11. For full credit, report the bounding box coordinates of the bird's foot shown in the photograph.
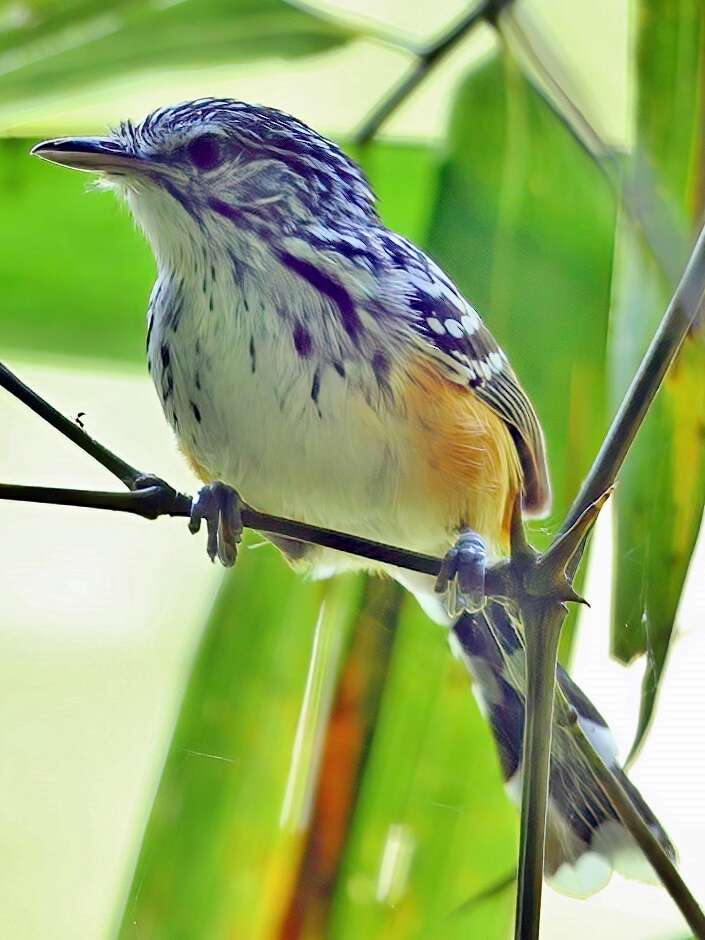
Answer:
[189,481,243,567]
[435,529,487,616]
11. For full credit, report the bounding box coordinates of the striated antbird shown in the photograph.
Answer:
[33,98,673,897]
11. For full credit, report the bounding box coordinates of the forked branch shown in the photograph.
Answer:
[510,224,705,940]
[353,0,514,146]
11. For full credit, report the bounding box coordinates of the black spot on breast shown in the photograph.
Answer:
[293,323,312,358]
[311,369,321,409]
[195,371,202,391]
[279,251,362,343]
[333,360,346,378]
[191,401,202,423]
[160,343,170,369]
[249,336,257,373]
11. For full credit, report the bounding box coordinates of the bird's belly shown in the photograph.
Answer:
[166,322,453,559]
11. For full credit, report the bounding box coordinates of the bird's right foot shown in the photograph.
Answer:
[435,529,487,617]
[189,481,243,567]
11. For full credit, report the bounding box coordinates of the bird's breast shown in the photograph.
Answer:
[146,262,522,565]
[146,267,429,550]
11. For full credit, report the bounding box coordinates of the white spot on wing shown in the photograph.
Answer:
[461,311,480,334]
[427,317,446,335]
[489,351,504,372]
[445,318,464,338]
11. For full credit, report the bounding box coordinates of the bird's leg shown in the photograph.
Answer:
[435,529,487,616]
[189,481,243,567]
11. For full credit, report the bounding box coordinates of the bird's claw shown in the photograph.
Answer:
[189,481,243,567]
[133,472,172,492]
[435,530,487,616]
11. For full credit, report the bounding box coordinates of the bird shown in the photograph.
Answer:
[33,98,673,898]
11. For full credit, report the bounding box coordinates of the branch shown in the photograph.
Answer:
[510,495,607,939]
[559,694,705,938]
[0,361,142,489]
[0,360,519,594]
[512,224,705,940]
[352,0,514,146]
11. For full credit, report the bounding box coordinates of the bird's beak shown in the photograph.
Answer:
[31,136,146,174]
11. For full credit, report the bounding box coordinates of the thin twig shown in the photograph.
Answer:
[514,602,563,939]
[560,696,705,938]
[511,496,607,938]
[0,362,143,489]
[512,225,705,940]
[0,363,520,592]
[353,0,514,146]
[0,476,452,579]
[0,482,190,519]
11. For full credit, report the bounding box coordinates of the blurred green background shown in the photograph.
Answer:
[1,1,704,938]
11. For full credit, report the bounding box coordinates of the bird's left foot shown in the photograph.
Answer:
[435,529,487,616]
[189,481,243,567]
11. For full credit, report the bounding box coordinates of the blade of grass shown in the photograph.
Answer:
[114,541,363,940]
[329,595,516,940]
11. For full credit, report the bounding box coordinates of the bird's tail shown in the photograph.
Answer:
[449,602,675,898]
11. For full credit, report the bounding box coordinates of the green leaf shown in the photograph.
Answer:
[278,579,404,935]
[424,52,616,659]
[0,137,154,362]
[115,543,364,940]
[329,595,516,940]
[609,0,705,758]
[0,0,353,109]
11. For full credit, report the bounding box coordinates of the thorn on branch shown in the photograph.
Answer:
[533,489,611,592]
[509,494,534,562]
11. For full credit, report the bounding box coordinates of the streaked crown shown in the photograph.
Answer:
[115,98,376,223]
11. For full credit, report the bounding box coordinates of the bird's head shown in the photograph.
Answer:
[32,98,376,265]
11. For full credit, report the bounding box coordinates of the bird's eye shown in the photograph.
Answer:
[186,134,222,172]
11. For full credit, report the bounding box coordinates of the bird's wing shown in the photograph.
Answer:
[377,233,551,516]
